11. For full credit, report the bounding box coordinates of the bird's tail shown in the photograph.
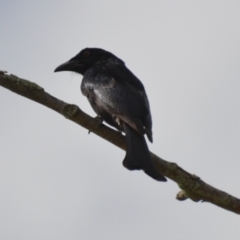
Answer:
[122,123,166,182]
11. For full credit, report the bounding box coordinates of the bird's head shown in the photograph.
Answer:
[54,48,122,75]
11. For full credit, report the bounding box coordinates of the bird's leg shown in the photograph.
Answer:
[93,115,103,127]
[88,116,103,134]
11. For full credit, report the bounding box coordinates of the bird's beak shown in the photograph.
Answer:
[54,60,83,73]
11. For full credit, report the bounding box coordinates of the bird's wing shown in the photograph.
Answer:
[82,71,150,135]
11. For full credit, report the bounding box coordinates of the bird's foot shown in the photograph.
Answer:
[88,116,103,134]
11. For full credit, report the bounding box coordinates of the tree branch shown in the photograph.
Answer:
[1,71,240,215]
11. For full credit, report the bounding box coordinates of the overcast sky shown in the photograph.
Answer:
[1,1,240,239]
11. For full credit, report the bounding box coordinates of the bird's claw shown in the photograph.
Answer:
[88,116,103,134]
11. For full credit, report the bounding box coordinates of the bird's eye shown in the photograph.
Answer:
[84,51,90,58]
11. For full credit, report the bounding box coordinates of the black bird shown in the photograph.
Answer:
[54,48,166,182]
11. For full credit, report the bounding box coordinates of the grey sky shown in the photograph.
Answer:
[1,1,240,239]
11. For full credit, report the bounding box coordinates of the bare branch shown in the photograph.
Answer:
[1,72,240,214]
